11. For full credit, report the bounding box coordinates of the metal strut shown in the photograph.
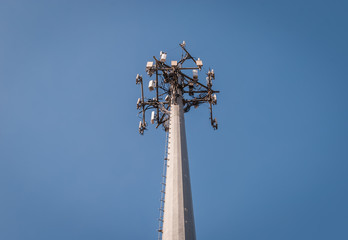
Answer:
[157,130,170,240]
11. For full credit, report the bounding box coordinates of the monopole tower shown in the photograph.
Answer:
[136,42,219,240]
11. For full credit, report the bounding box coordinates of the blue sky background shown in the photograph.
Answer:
[0,0,347,239]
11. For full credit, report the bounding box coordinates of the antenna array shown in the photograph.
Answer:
[136,41,219,134]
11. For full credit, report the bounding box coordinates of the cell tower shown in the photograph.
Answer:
[136,41,219,240]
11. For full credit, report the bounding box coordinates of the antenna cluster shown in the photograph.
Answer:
[136,41,219,134]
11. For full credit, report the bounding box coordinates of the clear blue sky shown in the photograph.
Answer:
[0,1,347,239]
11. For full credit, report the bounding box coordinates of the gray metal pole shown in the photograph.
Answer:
[162,92,196,240]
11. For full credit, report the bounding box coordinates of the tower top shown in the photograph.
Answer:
[136,41,219,134]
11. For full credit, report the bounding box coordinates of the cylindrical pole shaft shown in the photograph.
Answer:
[162,94,196,240]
